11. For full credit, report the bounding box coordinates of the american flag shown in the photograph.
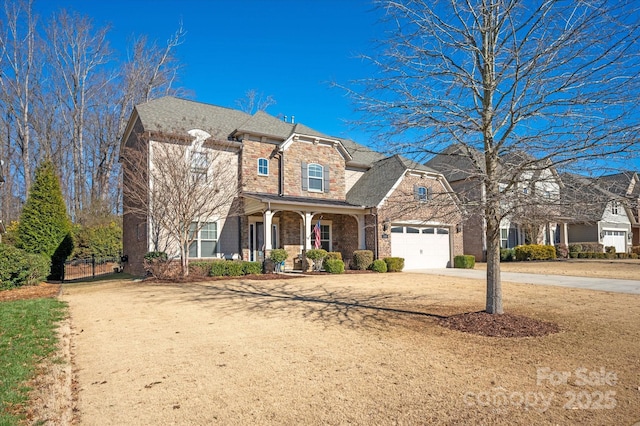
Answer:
[313,220,321,249]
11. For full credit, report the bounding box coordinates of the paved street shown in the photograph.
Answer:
[416,268,640,295]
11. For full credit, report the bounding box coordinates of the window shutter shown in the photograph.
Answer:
[301,162,308,191]
[413,185,419,200]
[427,187,432,201]
[324,166,330,193]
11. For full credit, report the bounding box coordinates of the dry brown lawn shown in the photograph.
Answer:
[56,271,640,425]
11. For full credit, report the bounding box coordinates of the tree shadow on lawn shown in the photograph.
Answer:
[139,279,463,331]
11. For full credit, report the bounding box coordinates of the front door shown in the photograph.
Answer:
[250,222,279,262]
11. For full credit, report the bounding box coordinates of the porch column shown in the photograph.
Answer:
[560,222,569,246]
[354,214,366,249]
[263,209,274,251]
[304,211,313,250]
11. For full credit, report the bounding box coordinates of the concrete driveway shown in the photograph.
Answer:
[416,268,640,295]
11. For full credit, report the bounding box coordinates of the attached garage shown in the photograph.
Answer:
[602,230,627,253]
[390,225,452,269]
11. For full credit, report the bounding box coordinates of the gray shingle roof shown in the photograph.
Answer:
[135,96,251,141]
[425,144,485,182]
[346,155,438,207]
[134,96,392,168]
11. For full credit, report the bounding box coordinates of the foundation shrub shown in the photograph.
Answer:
[514,244,556,261]
[352,250,374,270]
[454,255,475,269]
[242,261,263,275]
[384,257,405,272]
[371,259,387,273]
[324,259,345,274]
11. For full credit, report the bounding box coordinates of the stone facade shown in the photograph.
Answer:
[240,139,280,194]
[281,139,346,200]
[376,173,464,259]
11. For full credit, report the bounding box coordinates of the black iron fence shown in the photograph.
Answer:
[62,255,122,282]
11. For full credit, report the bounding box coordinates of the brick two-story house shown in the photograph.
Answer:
[426,144,564,261]
[121,97,463,275]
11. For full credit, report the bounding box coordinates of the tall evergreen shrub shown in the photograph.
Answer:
[16,160,73,280]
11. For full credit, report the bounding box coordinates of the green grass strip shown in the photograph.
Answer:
[0,298,67,425]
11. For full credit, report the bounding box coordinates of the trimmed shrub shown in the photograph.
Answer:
[210,260,226,276]
[242,261,263,275]
[384,257,405,272]
[324,259,345,274]
[555,244,569,259]
[514,244,556,261]
[570,242,604,253]
[617,253,630,259]
[323,252,342,270]
[371,259,387,273]
[500,248,515,262]
[0,244,50,289]
[632,246,640,255]
[604,246,616,254]
[143,251,171,278]
[269,249,288,263]
[225,261,244,277]
[352,250,374,270]
[189,261,212,277]
[569,252,579,258]
[306,249,327,271]
[305,249,327,261]
[454,255,475,269]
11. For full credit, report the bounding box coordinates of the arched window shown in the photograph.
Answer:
[308,163,324,192]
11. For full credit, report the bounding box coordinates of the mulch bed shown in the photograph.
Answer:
[0,283,62,302]
[439,311,560,338]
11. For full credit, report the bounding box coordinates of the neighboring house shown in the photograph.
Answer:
[560,173,635,253]
[426,144,563,261]
[120,97,463,275]
[593,171,640,246]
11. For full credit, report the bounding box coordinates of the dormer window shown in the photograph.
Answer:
[258,158,269,176]
[612,201,619,215]
[414,185,431,202]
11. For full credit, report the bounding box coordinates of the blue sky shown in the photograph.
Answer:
[35,0,382,146]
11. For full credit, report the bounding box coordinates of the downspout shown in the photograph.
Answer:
[279,151,285,196]
[371,208,379,259]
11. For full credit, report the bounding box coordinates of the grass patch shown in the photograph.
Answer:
[0,298,67,425]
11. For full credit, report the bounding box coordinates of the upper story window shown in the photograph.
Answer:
[612,201,619,215]
[258,158,269,176]
[190,151,209,182]
[414,185,431,202]
[308,163,324,192]
[301,162,329,193]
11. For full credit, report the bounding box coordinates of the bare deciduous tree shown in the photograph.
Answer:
[47,9,113,216]
[348,0,640,314]
[122,130,239,277]
[235,89,276,114]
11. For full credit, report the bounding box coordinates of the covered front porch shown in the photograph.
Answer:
[242,193,369,270]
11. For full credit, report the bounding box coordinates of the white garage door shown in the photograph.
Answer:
[602,230,626,253]
[390,225,451,269]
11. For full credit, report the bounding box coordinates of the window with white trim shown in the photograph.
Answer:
[258,158,269,176]
[611,201,619,215]
[190,151,209,182]
[188,221,218,258]
[320,224,330,250]
[414,185,431,202]
[500,228,509,249]
[308,163,324,192]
